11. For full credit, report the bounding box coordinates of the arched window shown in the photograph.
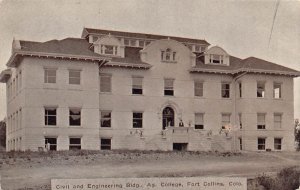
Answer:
[162,107,175,129]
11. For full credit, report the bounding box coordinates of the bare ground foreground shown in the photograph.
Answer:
[0,150,299,190]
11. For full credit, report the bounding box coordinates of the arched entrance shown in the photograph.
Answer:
[162,107,174,130]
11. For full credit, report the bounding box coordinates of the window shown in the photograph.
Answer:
[100,111,111,128]
[274,113,282,128]
[132,76,143,95]
[195,113,204,129]
[258,138,266,150]
[100,45,118,55]
[257,82,265,98]
[138,40,144,47]
[164,79,174,96]
[130,39,136,46]
[100,74,111,93]
[44,68,56,83]
[124,38,130,46]
[45,107,56,126]
[239,82,242,98]
[69,70,81,85]
[145,41,151,46]
[133,112,143,128]
[273,83,282,99]
[161,48,176,62]
[69,108,81,126]
[45,137,57,151]
[194,81,203,97]
[100,138,111,150]
[195,45,200,52]
[221,83,230,98]
[221,114,231,128]
[239,138,242,150]
[257,113,266,129]
[209,54,223,64]
[239,113,242,129]
[274,138,282,150]
[69,138,81,150]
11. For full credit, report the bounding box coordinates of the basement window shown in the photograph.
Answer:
[69,138,81,150]
[100,138,111,150]
[45,137,57,151]
[257,138,266,150]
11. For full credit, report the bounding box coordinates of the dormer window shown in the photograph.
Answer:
[161,48,176,62]
[100,45,118,55]
[209,54,224,64]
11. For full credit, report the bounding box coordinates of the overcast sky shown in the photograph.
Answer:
[0,0,299,119]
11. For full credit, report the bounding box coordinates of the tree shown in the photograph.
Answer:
[0,120,6,148]
[295,119,300,151]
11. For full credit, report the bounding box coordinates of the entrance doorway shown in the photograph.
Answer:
[162,107,174,130]
[173,143,188,151]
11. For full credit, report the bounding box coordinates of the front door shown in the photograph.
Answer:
[162,107,174,130]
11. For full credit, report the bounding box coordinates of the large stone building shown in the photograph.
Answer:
[0,28,299,152]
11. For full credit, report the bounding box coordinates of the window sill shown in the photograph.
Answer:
[100,127,113,130]
[221,97,231,100]
[100,92,112,95]
[273,98,283,100]
[44,126,58,128]
[194,96,204,99]
[68,126,82,128]
[131,94,144,96]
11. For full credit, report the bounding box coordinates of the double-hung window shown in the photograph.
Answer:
[257,113,266,129]
[257,82,265,98]
[100,74,112,93]
[132,76,143,95]
[221,114,231,129]
[274,138,282,150]
[195,113,204,129]
[221,83,230,98]
[164,79,174,96]
[194,81,203,97]
[258,138,266,150]
[69,70,81,85]
[133,112,143,128]
[69,138,81,150]
[44,68,56,83]
[100,111,111,128]
[45,107,57,126]
[100,139,111,150]
[273,82,282,99]
[69,108,81,126]
[274,113,282,128]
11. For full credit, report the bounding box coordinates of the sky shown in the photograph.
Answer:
[0,0,299,119]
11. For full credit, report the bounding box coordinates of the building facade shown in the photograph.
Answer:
[0,28,299,152]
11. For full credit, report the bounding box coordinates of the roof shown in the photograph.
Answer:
[7,38,151,69]
[192,55,300,76]
[82,28,210,45]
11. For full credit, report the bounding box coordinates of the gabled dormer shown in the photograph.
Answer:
[204,46,230,66]
[93,34,125,57]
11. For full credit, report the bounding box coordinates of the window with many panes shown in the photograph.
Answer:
[45,107,56,126]
[132,76,143,95]
[100,45,118,55]
[258,138,266,150]
[209,54,223,64]
[100,138,111,150]
[221,83,230,98]
[133,112,143,128]
[44,68,56,83]
[257,82,265,98]
[195,113,204,129]
[273,82,282,99]
[164,79,174,96]
[100,74,112,93]
[274,113,282,128]
[194,81,203,97]
[257,113,266,129]
[69,108,81,126]
[45,137,57,151]
[221,113,231,129]
[161,48,176,62]
[69,137,81,150]
[100,111,111,128]
[69,70,81,85]
[274,138,282,150]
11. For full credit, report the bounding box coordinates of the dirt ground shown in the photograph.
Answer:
[0,150,299,190]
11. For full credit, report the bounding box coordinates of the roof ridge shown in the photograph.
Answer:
[84,27,208,43]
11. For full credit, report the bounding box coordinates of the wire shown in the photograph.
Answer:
[268,0,280,48]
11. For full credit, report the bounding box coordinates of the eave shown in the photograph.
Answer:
[0,69,12,83]
[104,61,152,70]
[7,51,111,67]
[190,67,300,77]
